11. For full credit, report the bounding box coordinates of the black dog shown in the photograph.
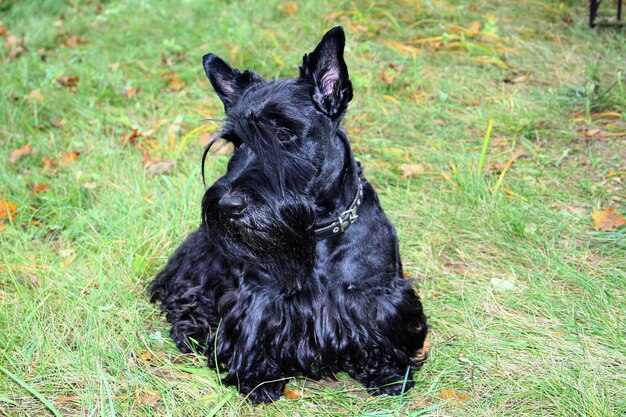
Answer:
[149,27,428,403]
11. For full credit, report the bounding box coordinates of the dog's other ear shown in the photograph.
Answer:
[203,53,263,111]
[300,26,353,119]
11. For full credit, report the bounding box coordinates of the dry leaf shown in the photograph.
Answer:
[49,118,67,128]
[0,194,18,220]
[59,151,79,167]
[125,86,141,99]
[108,62,120,71]
[64,36,85,48]
[9,144,34,163]
[121,128,142,145]
[400,163,425,178]
[503,75,529,84]
[30,183,49,193]
[592,207,626,231]
[277,2,298,16]
[283,386,304,400]
[26,89,44,104]
[83,182,97,189]
[57,75,79,93]
[145,160,176,177]
[137,391,160,408]
[139,350,155,365]
[42,156,58,174]
[440,389,469,403]
[379,63,403,86]
[6,35,26,59]
[164,71,185,92]
[486,162,508,174]
[386,41,421,56]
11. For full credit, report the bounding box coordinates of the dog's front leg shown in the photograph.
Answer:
[215,288,291,403]
[149,228,226,353]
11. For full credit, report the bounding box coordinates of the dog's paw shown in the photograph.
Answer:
[241,381,286,404]
[368,378,415,396]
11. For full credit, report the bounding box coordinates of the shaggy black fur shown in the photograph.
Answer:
[149,27,428,403]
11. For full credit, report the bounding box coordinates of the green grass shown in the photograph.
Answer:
[1,0,625,416]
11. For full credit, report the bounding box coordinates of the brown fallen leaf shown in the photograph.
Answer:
[6,35,26,59]
[42,156,58,174]
[83,182,97,190]
[136,391,160,408]
[440,389,469,403]
[57,75,79,93]
[125,86,141,99]
[0,194,18,220]
[592,207,626,231]
[168,77,185,92]
[9,144,34,163]
[379,63,403,86]
[386,41,421,57]
[121,128,142,145]
[49,118,67,129]
[64,36,85,48]
[503,74,529,84]
[277,2,298,16]
[145,160,176,177]
[400,163,426,178]
[283,386,304,400]
[59,151,79,167]
[26,89,44,104]
[139,350,155,365]
[30,183,49,193]
[486,161,508,175]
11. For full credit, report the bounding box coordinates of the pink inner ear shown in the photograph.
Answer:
[216,73,235,95]
[320,67,339,96]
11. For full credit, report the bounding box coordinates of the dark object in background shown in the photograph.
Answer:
[590,0,624,27]
[149,27,428,403]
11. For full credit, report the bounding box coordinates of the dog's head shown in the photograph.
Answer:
[200,27,355,284]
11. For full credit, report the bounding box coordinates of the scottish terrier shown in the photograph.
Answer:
[149,27,428,403]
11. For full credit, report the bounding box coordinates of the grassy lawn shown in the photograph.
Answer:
[1,0,625,416]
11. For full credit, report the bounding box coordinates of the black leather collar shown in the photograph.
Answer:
[314,179,363,240]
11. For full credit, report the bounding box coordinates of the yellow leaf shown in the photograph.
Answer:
[283,386,304,400]
[592,208,626,231]
[26,89,44,104]
[400,163,425,178]
[382,95,400,105]
[167,74,186,92]
[30,183,49,193]
[440,389,469,402]
[0,194,18,220]
[59,151,79,167]
[277,2,298,16]
[386,41,421,56]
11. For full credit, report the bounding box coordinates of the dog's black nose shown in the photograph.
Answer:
[218,194,247,218]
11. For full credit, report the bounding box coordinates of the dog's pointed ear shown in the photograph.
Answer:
[300,26,353,119]
[203,53,263,111]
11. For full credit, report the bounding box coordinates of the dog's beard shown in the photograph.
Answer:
[203,191,316,292]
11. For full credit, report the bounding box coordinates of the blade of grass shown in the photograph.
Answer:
[478,120,494,173]
[0,364,63,417]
